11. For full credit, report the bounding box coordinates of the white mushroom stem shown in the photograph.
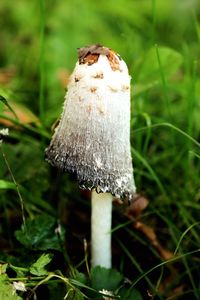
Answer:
[45,45,136,268]
[91,190,113,268]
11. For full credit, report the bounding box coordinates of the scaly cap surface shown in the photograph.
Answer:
[45,45,136,199]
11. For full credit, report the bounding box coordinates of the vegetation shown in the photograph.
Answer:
[0,0,200,299]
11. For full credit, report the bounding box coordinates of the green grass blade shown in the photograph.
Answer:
[132,148,166,195]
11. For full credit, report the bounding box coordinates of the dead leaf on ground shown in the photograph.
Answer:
[57,68,71,88]
[125,193,149,217]
[158,273,185,298]
[0,100,40,127]
[0,66,16,85]
[124,193,174,260]
[134,221,174,260]
[124,195,185,298]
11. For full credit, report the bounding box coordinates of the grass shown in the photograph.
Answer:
[0,0,200,299]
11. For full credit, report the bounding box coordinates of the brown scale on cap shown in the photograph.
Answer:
[93,72,104,79]
[122,84,130,91]
[90,87,97,93]
[106,51,121,71]
[86,105,92,115]
[78,44,121,71]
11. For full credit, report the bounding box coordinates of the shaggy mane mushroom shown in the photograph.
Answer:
[45,44,136,268]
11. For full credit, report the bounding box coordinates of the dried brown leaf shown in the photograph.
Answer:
[57,68,70,88]
[0,101,40,127]
[0,67,16,85]
[133,221,174,260]
[125,193,149,218]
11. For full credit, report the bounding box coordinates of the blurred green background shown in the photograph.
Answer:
[0,0,200,299]
[1,0,199,198]
[1,0,200,119]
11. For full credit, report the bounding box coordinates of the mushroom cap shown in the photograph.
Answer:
[45,45,136,199]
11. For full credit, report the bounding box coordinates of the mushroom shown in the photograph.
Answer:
[45,44,136,268]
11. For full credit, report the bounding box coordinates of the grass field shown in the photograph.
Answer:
[0,0,200,299]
